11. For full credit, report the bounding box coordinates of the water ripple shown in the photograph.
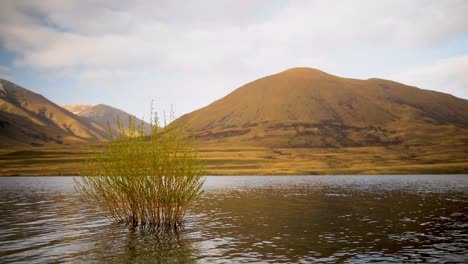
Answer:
[0,175,467,263]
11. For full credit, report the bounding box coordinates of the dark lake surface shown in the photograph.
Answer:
[0,175,467,263]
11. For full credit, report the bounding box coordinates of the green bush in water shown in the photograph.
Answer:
[75,111,205,230]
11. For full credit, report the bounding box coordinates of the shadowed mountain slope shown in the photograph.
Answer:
[177,68,468,148]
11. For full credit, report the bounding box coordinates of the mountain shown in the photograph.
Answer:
[0,78,109,147]
[177,68,468,148]
[1,69,467,175]
[63,104,151,135]
[62,104,93,115]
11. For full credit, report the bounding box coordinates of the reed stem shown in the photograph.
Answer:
[75,110,205,230]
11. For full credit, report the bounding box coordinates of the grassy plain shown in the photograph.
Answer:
[1,140,467,176]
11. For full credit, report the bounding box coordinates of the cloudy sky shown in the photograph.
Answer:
[0,0,467,119]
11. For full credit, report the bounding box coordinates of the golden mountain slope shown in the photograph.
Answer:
[177,68,468,148]
[0,79,107,147]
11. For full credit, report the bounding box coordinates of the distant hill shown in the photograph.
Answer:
[0,78,108,147]
[176,67,468,148]
[63,104,150,135]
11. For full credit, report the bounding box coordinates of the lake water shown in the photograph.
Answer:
[0,175,467,263]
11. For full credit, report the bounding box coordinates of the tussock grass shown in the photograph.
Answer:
[75,112,205,230]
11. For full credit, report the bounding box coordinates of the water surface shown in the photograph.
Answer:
[0,175,467,263]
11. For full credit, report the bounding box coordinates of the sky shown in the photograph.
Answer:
[0,0,467,120]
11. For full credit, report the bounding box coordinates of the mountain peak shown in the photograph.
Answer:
[279,67,333,77]
[282,67,325,73]
[93,104,118,110]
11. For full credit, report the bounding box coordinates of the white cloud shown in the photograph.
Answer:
[390,54,468,99]
[0,0,467,116]
[0,66,12,81]
[1,0,467,71]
